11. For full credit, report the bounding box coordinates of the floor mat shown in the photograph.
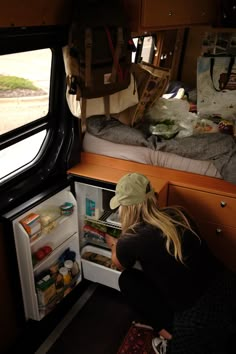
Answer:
[117,322,156,354]
[47,284,136,354]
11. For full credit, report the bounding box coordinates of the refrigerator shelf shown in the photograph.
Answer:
[85,210,121,230]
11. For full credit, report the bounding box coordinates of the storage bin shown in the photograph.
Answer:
[81,245,121,291]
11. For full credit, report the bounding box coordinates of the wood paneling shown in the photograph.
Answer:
[180,27,205,87]
[0,0,73,28]
[168,185,236,271]
[69,152,236,197]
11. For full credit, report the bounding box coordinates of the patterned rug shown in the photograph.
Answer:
[117,322,156,354]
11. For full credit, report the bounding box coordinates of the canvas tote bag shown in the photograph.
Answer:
[111,62,171,127]
[130,62,170,126]
[197,56,236,120]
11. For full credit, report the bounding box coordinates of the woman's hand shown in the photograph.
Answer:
[105,234,123,270]
[105,234,117,249]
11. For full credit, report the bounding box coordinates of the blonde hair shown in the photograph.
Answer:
[119,191,199,264]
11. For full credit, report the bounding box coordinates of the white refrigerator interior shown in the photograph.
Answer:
[75,182,121,291]
[12,187,82,321]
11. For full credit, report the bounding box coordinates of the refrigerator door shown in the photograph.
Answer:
[75,181,122,291]
[5,186,81,321]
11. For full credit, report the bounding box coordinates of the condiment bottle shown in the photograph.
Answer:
[55,273,64,294]
[71,261,80,277]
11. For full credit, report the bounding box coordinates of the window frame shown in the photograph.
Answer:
[132,34,156,64]
[0,26,78,213]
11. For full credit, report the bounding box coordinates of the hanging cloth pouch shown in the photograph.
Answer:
[197,56,236,120]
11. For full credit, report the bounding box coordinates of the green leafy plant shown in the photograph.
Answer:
[0,75,38,91]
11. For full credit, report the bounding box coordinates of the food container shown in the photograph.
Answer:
[60,202,74,216]
[81,245,121,291]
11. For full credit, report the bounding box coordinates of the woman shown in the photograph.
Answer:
[105,172,236,354]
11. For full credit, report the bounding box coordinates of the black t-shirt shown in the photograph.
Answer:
[116,212,223,311]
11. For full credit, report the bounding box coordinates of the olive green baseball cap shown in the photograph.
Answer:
[110,173,154,209]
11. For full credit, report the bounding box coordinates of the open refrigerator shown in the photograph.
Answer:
[3,179,122,322]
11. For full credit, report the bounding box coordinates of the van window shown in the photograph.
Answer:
[0,131,46,181]
[0,49,51,134]
[132,35,156,64]
[0,48,51,181]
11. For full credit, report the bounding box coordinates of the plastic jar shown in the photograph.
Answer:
[64,260,73,277]
[59,267,71,285]
[71,261,80,277]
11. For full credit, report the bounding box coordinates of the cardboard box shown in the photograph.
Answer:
[20,212,41,237]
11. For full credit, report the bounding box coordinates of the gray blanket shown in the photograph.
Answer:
[86,116,236,185]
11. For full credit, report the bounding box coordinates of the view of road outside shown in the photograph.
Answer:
[0,49,51,135]
[0,49,51,181]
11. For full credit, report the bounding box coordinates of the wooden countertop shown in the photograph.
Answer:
[67,152,236,197]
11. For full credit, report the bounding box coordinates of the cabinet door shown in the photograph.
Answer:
[168,185,236,228]
[141,0,216,29]
[168,185,236,272]
[198,221,236,272]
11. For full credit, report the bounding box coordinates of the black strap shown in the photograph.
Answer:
[210,56,235,91]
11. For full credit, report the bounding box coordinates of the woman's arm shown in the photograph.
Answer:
[105,234,124,270]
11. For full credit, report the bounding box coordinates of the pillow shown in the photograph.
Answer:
[86,115,149,147]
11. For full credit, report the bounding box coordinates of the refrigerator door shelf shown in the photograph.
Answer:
[33,232,79,275]
[23,207,77,246]
[35,234,81,319]
[30,219,78,252]
[33,233,81,320]
[37,271,81,319]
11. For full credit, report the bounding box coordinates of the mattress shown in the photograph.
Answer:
[83,132,222,179]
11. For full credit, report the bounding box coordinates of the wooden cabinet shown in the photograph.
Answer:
[198,221,236,271]
[168,186,236,227]
[168,185,236,271]
[123,0,217,33]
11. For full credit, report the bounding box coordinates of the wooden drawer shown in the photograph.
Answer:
[197,221,236,272]
[168,185,236,228]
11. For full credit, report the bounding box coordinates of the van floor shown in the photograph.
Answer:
[36,282,137,354]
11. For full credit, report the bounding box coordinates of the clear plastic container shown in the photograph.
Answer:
[59,267,71,285]
[64,260,73,277]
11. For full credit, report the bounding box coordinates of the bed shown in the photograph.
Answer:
[83,131,222,178]
[82,110,236,185]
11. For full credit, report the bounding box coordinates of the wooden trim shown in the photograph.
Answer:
[153,31,165,66]
[0,0,73,28]
[170,28,185,80]
[68,152,236,197]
